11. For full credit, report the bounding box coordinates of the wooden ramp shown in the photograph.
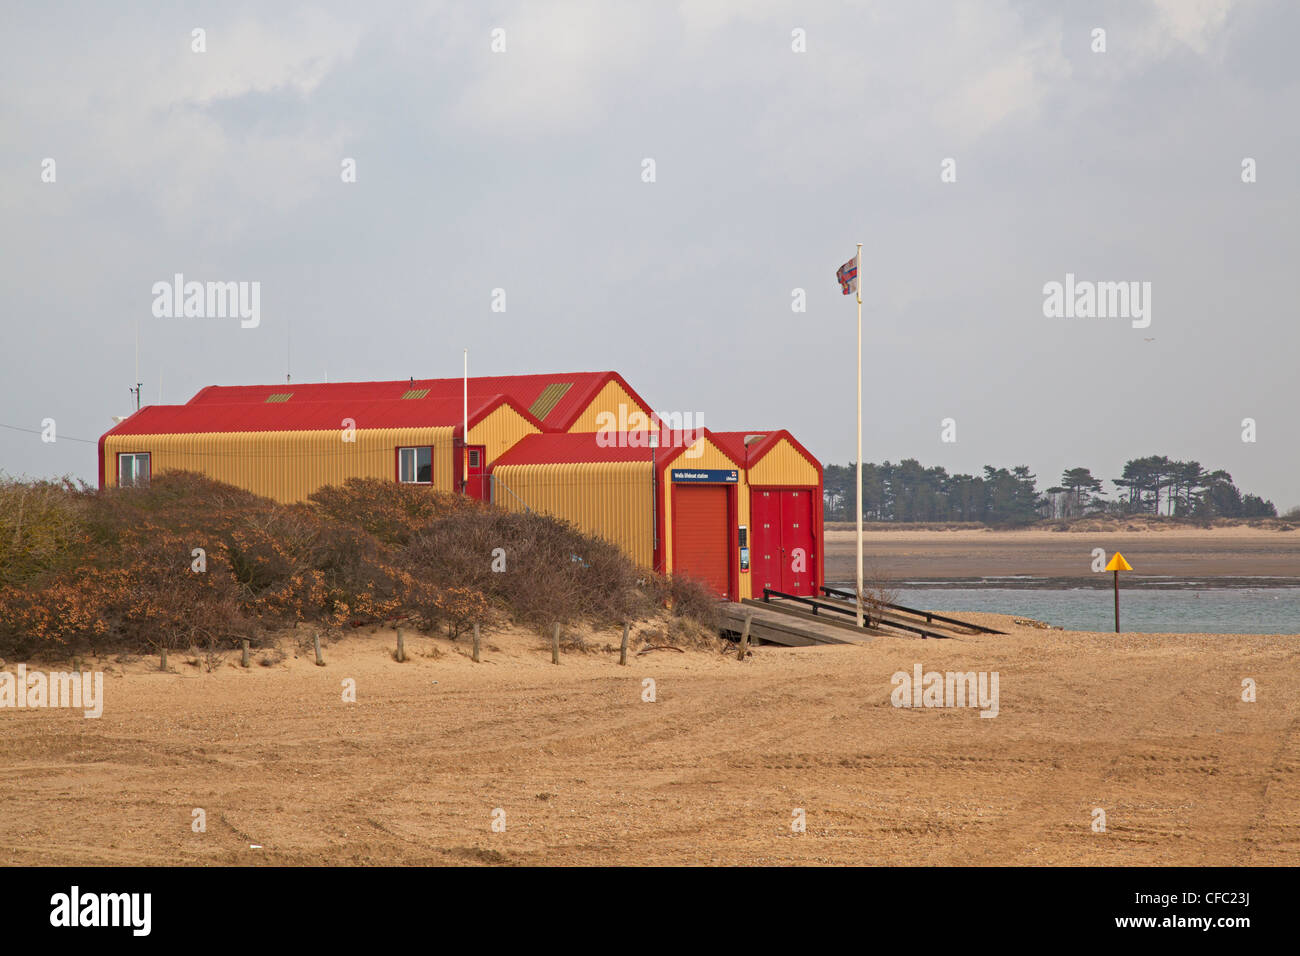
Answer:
[756,589,956,640]
[722,601,871,647]
[819,586,1005,635]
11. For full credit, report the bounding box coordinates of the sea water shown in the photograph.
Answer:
[830,581,1300,634]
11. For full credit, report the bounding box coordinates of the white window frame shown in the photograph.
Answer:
[118,452,151,487]
[398,446,433,484]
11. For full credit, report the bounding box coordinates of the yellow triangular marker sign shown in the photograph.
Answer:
[1105,552,1133,572]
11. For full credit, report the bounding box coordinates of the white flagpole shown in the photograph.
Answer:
[463,348,469,494]
[856,241,864,628]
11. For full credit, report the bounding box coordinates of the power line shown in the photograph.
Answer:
[0,423,100,444]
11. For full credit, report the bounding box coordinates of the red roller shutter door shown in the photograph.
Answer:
[672,485,731,598]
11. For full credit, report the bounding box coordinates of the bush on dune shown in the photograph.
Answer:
[0,476,93,588]
[0,473,718,659]
[306,479,469,547]
[402,507,649,631]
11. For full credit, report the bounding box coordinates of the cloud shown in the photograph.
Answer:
[451,1,665,135]
[179,13,361,104]
[928,8,1071,143]
[1147,0,1236,55]
[1,9,361,236]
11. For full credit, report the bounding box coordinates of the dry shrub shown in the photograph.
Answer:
[259,647,287,667]
[403,580,491,639]
[859,563,900,620]
[659,573,722,631]
[0,568,111,658]
[85,471,274,547]
[307,478,468,547]
[0,472,721,660]
[558,628,592,653]
[401,507,659,632]
[634,613,721,652]
[0,475,92,588]
[199,633,226,673]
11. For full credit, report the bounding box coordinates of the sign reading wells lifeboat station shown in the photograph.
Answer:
[670,469,739,483]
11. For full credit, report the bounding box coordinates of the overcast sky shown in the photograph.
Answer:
[2,0,1296,509]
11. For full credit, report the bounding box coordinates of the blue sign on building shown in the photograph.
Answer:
[670,469,738,483]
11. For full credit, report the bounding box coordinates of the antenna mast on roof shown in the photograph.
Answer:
[286,320,292,385]
[129,319,142,410]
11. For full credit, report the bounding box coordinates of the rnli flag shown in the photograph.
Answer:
[836,255,859,295]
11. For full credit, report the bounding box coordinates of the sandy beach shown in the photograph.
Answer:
[3,619,1296,866]
[825,527,1300,582]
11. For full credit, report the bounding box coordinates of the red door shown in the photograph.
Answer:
[672,485,731,598]
[751,490,781,597]
[750,489,816,597]
[465,446,488,501]
[780,489,815,595]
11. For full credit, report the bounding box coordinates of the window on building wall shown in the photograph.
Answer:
[398,446,433,484]
[468,449,480,468]
[118,452,151,487]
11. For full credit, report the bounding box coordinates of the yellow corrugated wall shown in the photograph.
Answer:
[102,426,455,503]
[467,403,541,464]
[567,379,651,432]
[491,460,654,567]
[749,438,819,487]
[660,437,740,577]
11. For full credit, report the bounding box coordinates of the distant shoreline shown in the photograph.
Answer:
[824,525,1300,581]
[828,576,1300,591]
[824,518,1299,533]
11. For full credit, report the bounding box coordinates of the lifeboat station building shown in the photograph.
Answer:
[100,371,823,601]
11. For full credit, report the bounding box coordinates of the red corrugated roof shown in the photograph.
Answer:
[710,429,822,475]
[187,371,654,430]
[709,431,774,465]
[105,394,515,437]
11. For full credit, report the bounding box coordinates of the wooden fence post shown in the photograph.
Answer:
[619,622,630,666]
[737,613,752,661]
[241,640,250,668]
[472,623,481,663]
[552,623,560,665]
[314,632,325,667]
[396,628,406,663]
[159,647,167,671]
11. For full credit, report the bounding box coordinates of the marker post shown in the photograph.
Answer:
[1104,552,1133,632]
